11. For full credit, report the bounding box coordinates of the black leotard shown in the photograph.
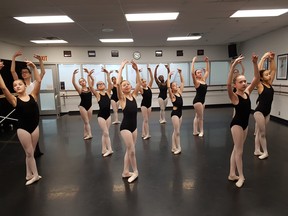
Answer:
[171,94,183,118]
[120,97,137,133]
[193,83,208,104]
[230,92,251,130]
[98,93,111,120]
[254,83,274,117]
[79,90,92,111]
[141,87,152,108]
[111,86,119,102]
[158,83,167,100]
[16,95,39,134]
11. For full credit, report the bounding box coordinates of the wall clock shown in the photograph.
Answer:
[133,51,141,60]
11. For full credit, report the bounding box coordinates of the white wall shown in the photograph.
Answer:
[0,42,21,59]
[21,45,228,64]
[239,26,288,121]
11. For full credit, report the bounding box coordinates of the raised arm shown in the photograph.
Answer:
[203,56,210,81]
[191,56,198,86]
[72,69,81,94]
[258,52,270,70]
[154,64,160,85]
[85,69,99,99]
[131,60,141,97]
[28,61,41,99]
[178,69,184,94]
[117,60,129,100]
[167,70,174,101]
[84,68,94,88]
[147,66,154,88]
[227,55,244,103]
[239,61,245,75]
[33,54,46,80]
[0,61,17,106]
[246,54,260,95]
[10,51,22,80]
[268,52,276,84]
[102,67,113,94]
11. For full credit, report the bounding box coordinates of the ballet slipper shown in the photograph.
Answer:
[173,149,181,155]
[122,172,134,178]
[103,150,113,157]
[254,151,263,156]
[143,135,151,140]
[259,153,268,160]
[198,132,204,137]
[128,172,138,183]
[193,132,199,136]
[25,175,42,186]
[235,178,245,188]
[228,175,239,181]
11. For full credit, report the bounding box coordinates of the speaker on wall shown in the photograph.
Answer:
[228,44,237,58]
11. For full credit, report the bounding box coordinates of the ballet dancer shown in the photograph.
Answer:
[139,67,153,139]
[72,69,93,139]
[0,60,42,185]
[227,54,260,188]
[167,66,184,155]
[191,56,210,137]
[116,60,141,183]
[254,51,276,159]
[154,64,168,124]
[86,67,114,157]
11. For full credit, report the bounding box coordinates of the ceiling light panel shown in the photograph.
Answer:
[99,39,134,43]
[167,36,202,41]
[125,12,179,21]
[30,40,68,44]
[230,9,288,18]
[14,16,74,24]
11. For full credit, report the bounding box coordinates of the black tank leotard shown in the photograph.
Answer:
[98,93,111,120]
[79,90,92,111]
[171,94,183,118]
[158,84,167,100]
[120,97,137,133]
[254,83,274,117]
[111,86,119,102]
[193,83,208,104]
[230,92,251,130]
[141,87,152,108]
[16,95,39,134]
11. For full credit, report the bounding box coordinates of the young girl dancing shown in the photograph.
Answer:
[86,67,114,157]
[227,54,260,188]
[166,66,184,155]
[116,60,141,183]
[0,60,42,185]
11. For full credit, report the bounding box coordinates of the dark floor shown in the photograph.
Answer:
[0,107,288,216]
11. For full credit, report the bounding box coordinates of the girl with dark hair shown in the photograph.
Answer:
[254,51,276,160]
[167,66,184,155]
[154,64,168,124]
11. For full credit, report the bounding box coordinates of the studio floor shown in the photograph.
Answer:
[0,107,288,216]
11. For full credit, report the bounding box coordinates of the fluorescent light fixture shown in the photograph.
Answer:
[125,12,179,21]
[167,36,201,41]
[30,40,68,44]
[230,9,288,17]
[99,38,134,43]
[14,15,74,24]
